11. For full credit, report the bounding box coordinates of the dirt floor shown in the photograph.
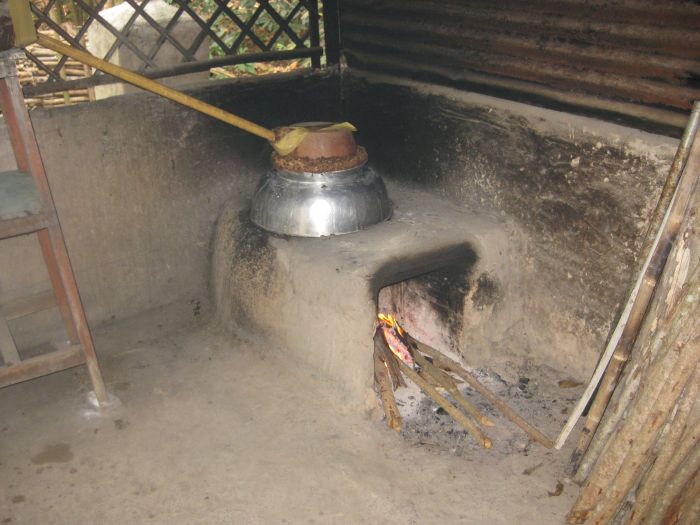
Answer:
[1,305,583,524]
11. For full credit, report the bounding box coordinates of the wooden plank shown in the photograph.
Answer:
[0,316,21,365]
[1,289,55,320]
[0,213,46,239]
[0,344,84,388]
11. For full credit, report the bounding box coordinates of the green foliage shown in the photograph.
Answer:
[191,0,321,76]
[34,0,321,78]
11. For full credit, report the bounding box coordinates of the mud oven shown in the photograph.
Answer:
[211,125,526,408]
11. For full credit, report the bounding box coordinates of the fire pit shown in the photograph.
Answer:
[250,123,392,237]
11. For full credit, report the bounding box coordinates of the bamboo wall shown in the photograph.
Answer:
[17,30,92,109]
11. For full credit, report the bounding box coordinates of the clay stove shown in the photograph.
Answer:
[212,177,523,405]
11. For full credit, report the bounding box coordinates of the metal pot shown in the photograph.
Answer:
[250,162,392,237]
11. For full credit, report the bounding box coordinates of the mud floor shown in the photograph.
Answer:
[1,305,582,524]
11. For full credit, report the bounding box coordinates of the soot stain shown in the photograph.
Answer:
[410,261,475,338]
[31,443,74,465]
[223,209,281,327]
[472,272,501,309]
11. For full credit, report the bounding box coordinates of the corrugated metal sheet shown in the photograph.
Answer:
[340,0,700,129]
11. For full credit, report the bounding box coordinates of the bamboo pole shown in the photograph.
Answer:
[557,103,700,451]
[555,102,700,449]
[409,335,554,448]
[573,105,700,464]
[36,34,277,143]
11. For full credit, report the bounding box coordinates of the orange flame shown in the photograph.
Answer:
[377,312,405,337]
[377,312,413,367]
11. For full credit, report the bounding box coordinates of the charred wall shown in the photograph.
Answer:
[339,0,700,133]
[344,73,676,369]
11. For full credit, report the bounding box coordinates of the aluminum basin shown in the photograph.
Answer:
[250,163,392,237]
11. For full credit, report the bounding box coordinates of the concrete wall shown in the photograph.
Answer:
[0,71,340,349]
[343,72,677,376]
[0,65,679,378]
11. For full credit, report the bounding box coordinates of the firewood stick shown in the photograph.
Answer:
[648,441,700,525]
[395,357,492,449]
[575,264,700,485]
[567,276,700,524]
[409,336,554,448]
[627,365,700,524]
[667,469,700,525]
[412,351,495,427]
[582,346,699,525]
[374,331,406,389]
[373,346,402,432]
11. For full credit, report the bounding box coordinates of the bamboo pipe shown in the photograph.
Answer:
[36,34,276,143]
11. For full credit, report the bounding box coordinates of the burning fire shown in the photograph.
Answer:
[377,313,416,369]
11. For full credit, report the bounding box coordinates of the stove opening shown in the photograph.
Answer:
[375,248,499,364]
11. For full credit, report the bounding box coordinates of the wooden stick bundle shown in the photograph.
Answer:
[373,327,492,448]
[408,335,554,448]
[411,350,495,428]
[626,366,700,524]
[558,102,700,452]
[373,323,556,451]
[567,121,700,524]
